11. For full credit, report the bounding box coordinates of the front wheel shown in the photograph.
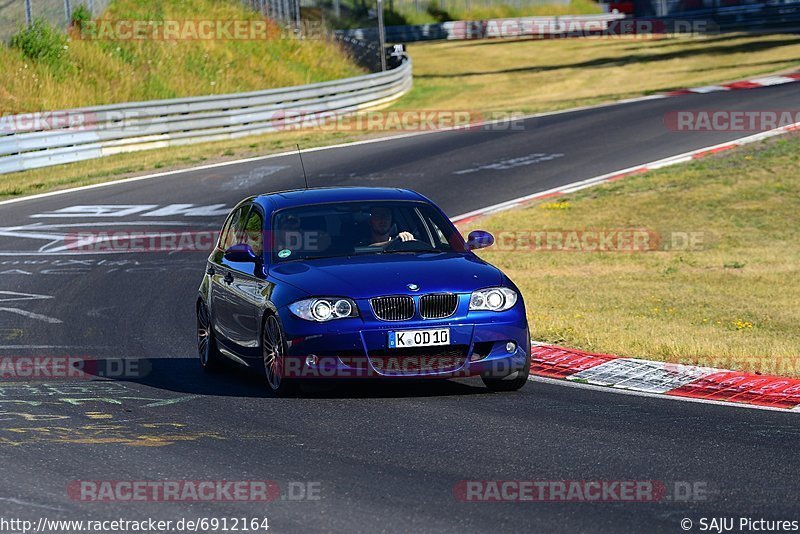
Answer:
[197,301,223,372]
[482,359,530,392]
[262,314,298,397]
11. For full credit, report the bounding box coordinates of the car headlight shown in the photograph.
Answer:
[289,298,359,322]
[469,287,518,312]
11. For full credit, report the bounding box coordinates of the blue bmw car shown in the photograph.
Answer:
[197,187,530,395]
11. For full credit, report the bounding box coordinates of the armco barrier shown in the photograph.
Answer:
[336,13,626,42]
[654,3,800,33]
[0,59,412,175]
[337,6,800,44]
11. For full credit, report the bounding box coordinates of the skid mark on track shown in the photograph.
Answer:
[0,497,65,512]
[0,422,224,447]
[0,382,216,447]
[0,307,62,323]
[453,153,564,175]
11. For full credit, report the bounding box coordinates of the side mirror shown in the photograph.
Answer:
[467,230,494,251]
[224,243,259,263]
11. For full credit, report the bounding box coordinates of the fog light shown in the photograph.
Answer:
[305,355,318,367]
[505,342,516,353]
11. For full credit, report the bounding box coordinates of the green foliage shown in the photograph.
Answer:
[9,19,69,69]
[71,4,93,30]
[426,1,452,22]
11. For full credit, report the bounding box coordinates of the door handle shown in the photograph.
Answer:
[223,272,234,284]
[206,266,215,276]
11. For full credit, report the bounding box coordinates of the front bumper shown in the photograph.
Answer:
[277,307,530,380]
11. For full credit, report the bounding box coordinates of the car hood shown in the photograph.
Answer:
[268,252,502,299]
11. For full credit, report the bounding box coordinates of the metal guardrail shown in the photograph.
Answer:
[652,3,800,33]
[0,59,412,175]
[336,13,627,42]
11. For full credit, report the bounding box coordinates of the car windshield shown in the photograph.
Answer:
[271,201,467,262]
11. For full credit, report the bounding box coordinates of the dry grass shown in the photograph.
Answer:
[401,33,800,113]
[445,0,603,20]
[460,135,800,375]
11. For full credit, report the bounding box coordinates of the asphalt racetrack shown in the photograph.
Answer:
[0,83,798,533]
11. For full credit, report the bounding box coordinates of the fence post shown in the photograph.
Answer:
[25,0,33,27]
[64,0,72,24]
[377,0,387,71]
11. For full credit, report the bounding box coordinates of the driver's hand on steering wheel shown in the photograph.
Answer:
[394,232,415,242]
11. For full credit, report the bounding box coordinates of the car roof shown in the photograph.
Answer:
[254,187,428,211]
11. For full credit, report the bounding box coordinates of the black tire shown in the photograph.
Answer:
[481,357,530,392]
[197,300,223,372]
[262,314,298,397]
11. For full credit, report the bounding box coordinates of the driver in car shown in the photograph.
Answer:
[367,206,414,247]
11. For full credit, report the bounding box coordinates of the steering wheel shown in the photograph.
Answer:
[384,236,431,252]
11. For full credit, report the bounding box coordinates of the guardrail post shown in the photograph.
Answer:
[377,0,387,71]
[25,0,33,27]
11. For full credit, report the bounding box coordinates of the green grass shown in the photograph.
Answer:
[333,0,603,28]
[394,0,603,25]
[460,136,800,375]
[0,0,363,113]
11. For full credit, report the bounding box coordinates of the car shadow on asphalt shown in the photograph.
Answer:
[85,357,494,399]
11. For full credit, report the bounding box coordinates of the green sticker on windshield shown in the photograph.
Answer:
[278,249,291,258]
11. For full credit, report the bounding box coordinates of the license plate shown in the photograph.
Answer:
[388,328,450,349]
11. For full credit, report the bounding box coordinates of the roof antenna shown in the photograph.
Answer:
[296,144,309,190]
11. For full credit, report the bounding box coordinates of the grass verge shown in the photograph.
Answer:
[0,0,362,113]
[403,32,800,113]
[328,0,601,28]
[3,33,800,202]
[461,135,800,376]
[392,0,603,26]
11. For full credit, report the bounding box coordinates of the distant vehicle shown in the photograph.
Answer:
[196,187,530,395]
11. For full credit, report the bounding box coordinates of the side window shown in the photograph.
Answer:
[221,206,248,250]
[217,210,234,250]
[243,209,264,256]
[216,210,236,250]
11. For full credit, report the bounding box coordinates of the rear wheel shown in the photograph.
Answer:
[482,357,530,392]
[197,301,223,372]
[262,314,297,396]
